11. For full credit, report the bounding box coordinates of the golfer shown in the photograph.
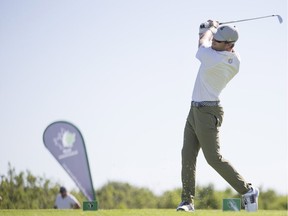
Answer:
[54,186,81,209]
[176,20,259,212]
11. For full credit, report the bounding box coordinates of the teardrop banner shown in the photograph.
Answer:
[43,121,97,209]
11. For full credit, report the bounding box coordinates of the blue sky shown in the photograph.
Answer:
[0,0,287,196]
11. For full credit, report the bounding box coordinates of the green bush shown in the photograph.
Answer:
[96,181,157,209]
[0,163,60,209]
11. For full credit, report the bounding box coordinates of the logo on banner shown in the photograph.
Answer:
[53,128,79,160]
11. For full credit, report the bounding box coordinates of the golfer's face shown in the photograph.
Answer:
[211,38,228,51]
[61,191,67,198]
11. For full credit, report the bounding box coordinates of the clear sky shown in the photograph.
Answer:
[0,0,287,196]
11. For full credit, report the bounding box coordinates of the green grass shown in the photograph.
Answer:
[0,209,287,216]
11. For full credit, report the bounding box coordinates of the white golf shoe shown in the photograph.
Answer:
[176,201,195,212]
[242,186,259,212]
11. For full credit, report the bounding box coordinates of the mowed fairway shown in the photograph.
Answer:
[0,209,287,216]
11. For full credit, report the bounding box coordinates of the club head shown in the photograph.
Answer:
[275,15,283,24]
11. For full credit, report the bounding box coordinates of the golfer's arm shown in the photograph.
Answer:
[73,203,81,209]
[198,28,213,47]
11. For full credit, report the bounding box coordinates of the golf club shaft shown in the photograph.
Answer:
[219,15,282,25]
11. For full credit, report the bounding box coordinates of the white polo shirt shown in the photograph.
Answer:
[192,41,240,102]
[54,193,80,209]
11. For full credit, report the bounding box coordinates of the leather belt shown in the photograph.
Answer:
[191,101,220,107]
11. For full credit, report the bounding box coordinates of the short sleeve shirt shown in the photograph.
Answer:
[192,41,240,102]
[54,193,79,209]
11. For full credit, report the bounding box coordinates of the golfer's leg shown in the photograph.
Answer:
[181,110,200,203]
[195,107,250,194]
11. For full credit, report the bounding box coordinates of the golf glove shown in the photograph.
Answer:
[199,20,219,35]
[199,23,209,35]
[199,21,209,35]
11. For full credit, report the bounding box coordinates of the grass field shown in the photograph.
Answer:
[0,209,287,216]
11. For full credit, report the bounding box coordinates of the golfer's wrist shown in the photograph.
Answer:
[209,26,217,34]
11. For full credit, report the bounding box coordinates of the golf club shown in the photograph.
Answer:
[219,14,283,25]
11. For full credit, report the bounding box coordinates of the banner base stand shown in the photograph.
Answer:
[83,201,98,211]
[223,198,241,211]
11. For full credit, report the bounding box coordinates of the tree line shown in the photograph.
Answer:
[0,164,287,210]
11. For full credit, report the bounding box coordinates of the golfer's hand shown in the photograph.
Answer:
[207,20,219,33]
[199,23,208,35]
[199,20,219,35]
[208,20,219,28]
[199,21,211,35]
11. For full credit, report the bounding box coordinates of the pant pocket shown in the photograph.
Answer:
[214,115,222,127]
[198,107,223,129]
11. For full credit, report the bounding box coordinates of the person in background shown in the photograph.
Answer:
[54,186,81,209]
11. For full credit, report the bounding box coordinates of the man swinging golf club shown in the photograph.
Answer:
[176,20,259,212]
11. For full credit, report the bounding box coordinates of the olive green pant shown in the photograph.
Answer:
[181,105,250,203]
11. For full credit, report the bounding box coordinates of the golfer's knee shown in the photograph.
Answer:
[205,154,223,167]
